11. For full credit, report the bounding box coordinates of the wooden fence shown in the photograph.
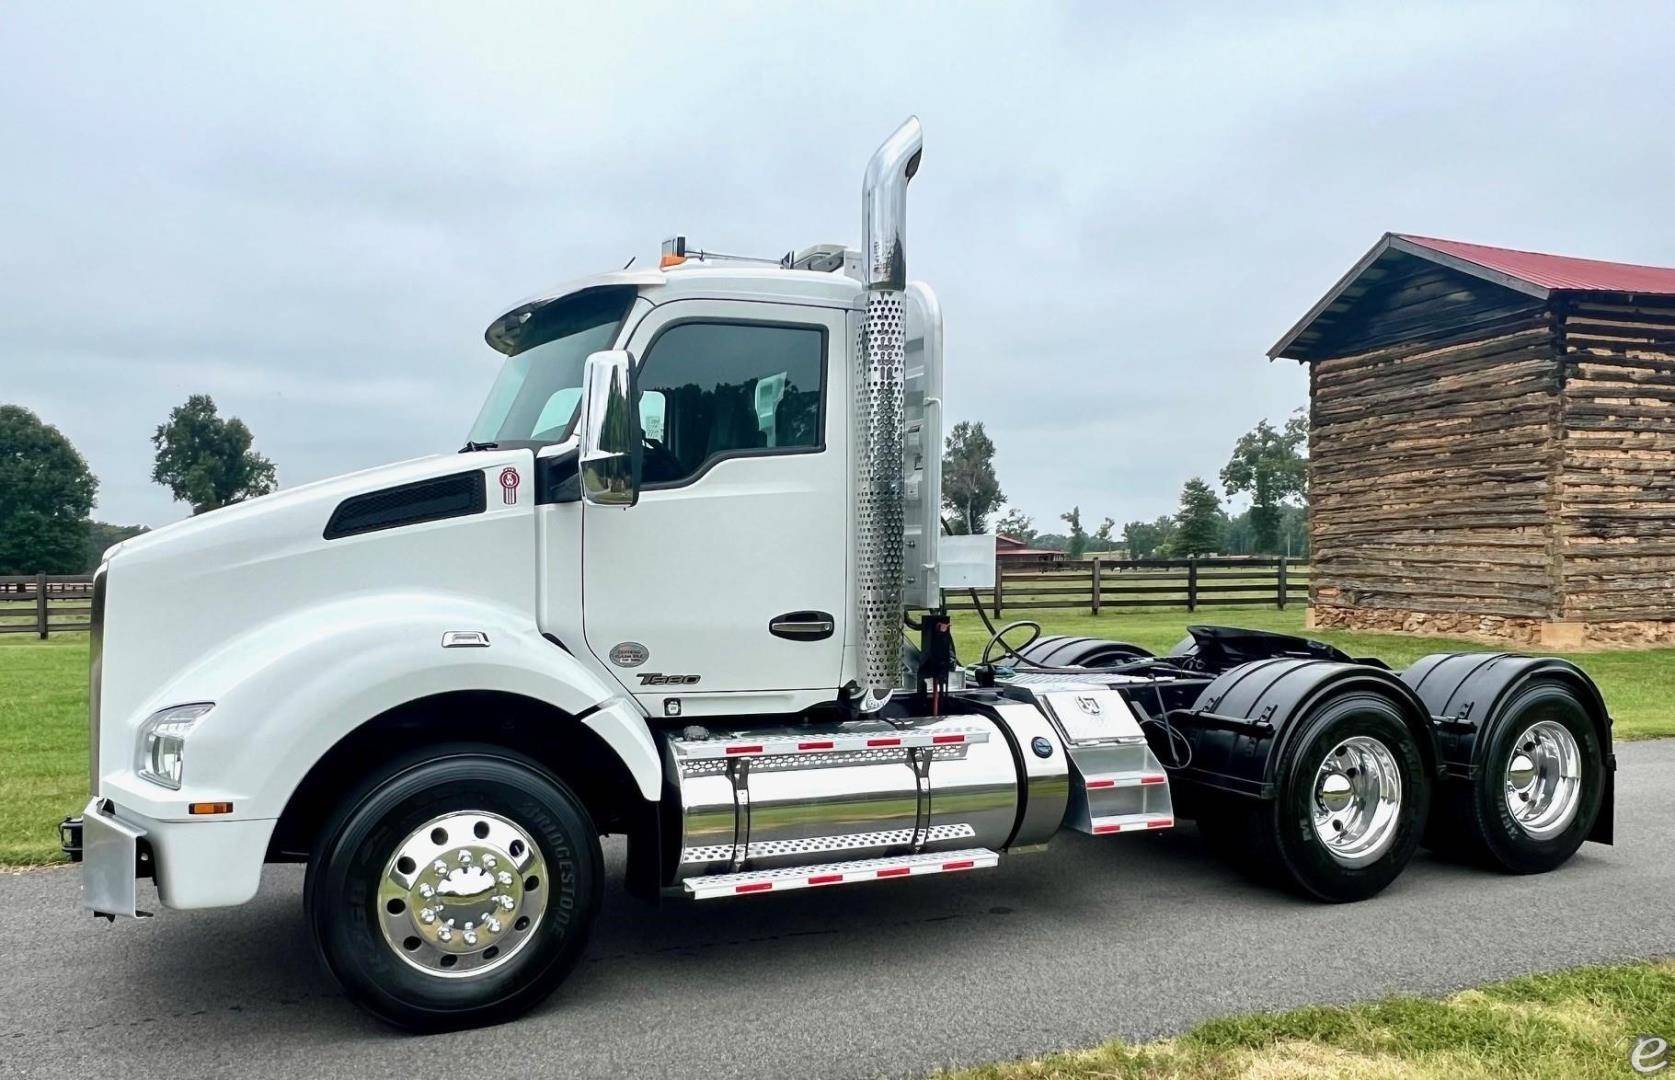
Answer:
[0,574,95,638]
[945,557,1308,617]
[0,558,1308,637]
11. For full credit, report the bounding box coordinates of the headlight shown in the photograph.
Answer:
[136,703,213,789]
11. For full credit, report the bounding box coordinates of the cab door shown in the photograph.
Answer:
[581,299,849,710]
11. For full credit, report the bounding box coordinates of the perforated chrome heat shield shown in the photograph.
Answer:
[856,291,908,711]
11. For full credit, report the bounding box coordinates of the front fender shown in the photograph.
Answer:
[100,592,660,821]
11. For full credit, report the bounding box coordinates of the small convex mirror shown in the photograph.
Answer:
[578,349,642,507]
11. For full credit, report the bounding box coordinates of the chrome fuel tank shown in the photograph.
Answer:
[668,715,1019,883]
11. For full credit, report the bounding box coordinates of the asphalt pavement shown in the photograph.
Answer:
[4,739,1672,1080]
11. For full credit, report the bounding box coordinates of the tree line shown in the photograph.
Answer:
[942,411,1309,560]
[0,395,276,574]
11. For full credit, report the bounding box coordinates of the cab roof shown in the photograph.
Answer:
[485,263,864,355]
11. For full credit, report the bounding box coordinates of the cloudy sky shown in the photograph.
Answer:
[6,2,1675,531]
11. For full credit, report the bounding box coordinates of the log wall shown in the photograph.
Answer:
[1557,297,1675,623]
[1308,310,1561,619]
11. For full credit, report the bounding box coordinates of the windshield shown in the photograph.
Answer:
[468,286,637,446]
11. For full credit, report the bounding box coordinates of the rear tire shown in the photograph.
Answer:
[1198,692,1428,902]
[1425,681,1603,874]
[305,745,603,1032]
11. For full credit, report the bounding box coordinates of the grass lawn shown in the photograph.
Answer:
[0,633,86,866]
[944,959,1675,1079]
[1,606,1670,866]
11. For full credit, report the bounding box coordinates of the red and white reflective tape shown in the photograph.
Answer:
[673,726,990,761]
[1080,772,1169,791]
[1087,814,1175,836]
[684,848,999,900]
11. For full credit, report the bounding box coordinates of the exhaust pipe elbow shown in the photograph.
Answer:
[862,117,923,291]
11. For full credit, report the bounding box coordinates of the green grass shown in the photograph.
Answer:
[949,605,1675,740]
[943,959,1675,1079]
[0,606,1670,866]
[0,633,87,865]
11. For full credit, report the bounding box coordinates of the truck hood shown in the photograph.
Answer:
[97,448,540,749]
[110,453,456,563]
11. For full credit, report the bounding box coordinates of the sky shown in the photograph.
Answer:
[6,1,1675,532]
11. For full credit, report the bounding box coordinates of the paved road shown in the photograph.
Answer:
[5,740,1673,1080]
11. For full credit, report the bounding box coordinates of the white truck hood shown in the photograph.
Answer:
[97,449,540,757]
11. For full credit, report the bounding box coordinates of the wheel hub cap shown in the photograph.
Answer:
[1503,720,1582,840]
[1311,736,1403,868]
[377,811,547,977]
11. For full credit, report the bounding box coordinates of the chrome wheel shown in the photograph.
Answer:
[1311,736,1403,867]
[376,811,547,978]
[1504,720,1582,840]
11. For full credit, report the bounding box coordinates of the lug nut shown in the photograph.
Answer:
[463,931,477,946]
[458,850,473,864]
[498,871,513,886]
[483,854,497,869]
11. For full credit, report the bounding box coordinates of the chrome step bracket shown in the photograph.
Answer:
[1064,741,1176,836]
[683,847,998,900]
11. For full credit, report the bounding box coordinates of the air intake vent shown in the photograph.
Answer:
[324,471,487,540]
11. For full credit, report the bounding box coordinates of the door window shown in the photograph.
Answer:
[635,322,824,485]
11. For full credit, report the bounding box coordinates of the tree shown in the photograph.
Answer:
[1091,516,1118,553]
[1060,505,1088,559]
[0,405,98,574]
[1123,516,1174,560]
[941,420,1004,534]
[1220,410,1307,553]
[85,521,150,570]
[152,395,277,514]
[1174,477,1224,557]
[995,507,1037,543]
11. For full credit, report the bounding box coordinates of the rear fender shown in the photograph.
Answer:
[1174,658,1440,801]
[1400,653,1615,843]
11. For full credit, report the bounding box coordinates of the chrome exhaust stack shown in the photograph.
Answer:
[853,117,923,713]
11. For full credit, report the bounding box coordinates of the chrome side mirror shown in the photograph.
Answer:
[578,350,641,507]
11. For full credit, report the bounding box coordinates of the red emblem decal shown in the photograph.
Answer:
[499,467,520,505]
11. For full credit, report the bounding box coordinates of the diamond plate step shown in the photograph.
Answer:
[683,847,998,900]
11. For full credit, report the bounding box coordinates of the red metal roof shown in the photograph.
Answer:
[1398,234,1675,295]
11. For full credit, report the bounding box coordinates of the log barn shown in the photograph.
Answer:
[1270,233,1675,647]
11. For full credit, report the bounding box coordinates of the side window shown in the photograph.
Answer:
[635,322,824,485]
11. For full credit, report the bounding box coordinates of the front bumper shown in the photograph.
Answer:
[75,796,274,916]
[78,797,153,919]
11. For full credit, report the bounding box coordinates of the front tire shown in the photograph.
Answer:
[1200,693,1429,902]
[305,745,603,1032]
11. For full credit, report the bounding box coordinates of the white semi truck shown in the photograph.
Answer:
[68,119,1614,1031]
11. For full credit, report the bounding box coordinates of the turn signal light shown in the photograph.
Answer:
[188,802,233,815]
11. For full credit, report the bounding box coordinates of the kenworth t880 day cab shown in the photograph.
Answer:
[69,119,1614,1031]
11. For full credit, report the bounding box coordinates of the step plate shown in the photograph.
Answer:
[683,848,998,900]
[1087,813,1175,835]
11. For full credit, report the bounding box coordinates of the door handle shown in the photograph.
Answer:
[769,611,835,641]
